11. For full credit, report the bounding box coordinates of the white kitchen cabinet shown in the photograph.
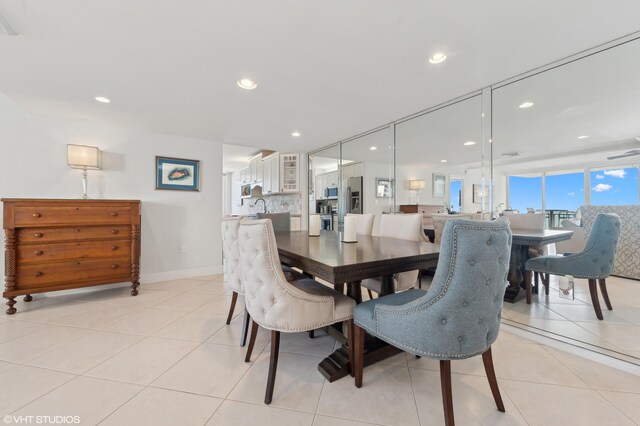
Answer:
[239,166,250,183]
[250,154,263,183]
[342,162,363,179]
[315,174,325,199]
[262,153,279,195]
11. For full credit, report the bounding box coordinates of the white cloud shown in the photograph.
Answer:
[592,183,612,192]
[568,192,575,196]
[595,174,605,180]
[604,169,626,178]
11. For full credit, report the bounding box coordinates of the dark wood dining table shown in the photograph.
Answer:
[505,229,573,303]
[274,230,440,381]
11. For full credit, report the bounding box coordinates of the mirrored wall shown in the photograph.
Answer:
[309,33,640,363]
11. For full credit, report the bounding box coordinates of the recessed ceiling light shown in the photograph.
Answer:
[440,159,448,163]
[428,52,447,64]
[237,78,257,90]
[94,96,111,103]
[577,135,589,139]
[464,141,476,146]
[369,146,377,151]
[291,132,300,137]
[518,101,534,109]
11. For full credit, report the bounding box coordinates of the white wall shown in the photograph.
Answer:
[0,92,223,284]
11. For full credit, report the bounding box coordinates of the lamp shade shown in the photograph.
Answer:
[409,179,426,190]
[67,144,102,170]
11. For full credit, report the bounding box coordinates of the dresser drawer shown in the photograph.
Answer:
[17,225,131,243]
[17,240,131,264]
[16,257,131,288]
[14,206,131,226]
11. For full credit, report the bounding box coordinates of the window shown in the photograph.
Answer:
[590,166,639,205]
[508,175,542,213]
[544,171,584,212]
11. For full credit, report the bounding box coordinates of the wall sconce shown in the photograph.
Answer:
[409,179,426,204]
[67,144,102,199]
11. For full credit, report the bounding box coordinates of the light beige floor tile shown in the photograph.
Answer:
[0,319,45,343]
[510,317,614,348]
[500,379,635,425]
[502,301,566,322]
[492,341,588,387]
[544,346,640,393]
[0,365,75,414]
[576,321,640,352]
[279,331,338,357]
[313,416,381,426]
[25,330,141,374]
[195,294,244,315]
[60,287,131,305]
[51,303,141,329]
[152,292,217,311]
[316,364,420,426]
[0,325,91,363]
[604,305,640,326]
[547,303,630,324]
[143,278,205,293]
[153,310,228,342]
[11,299,99,324]
[205,314,270,354]
[100,289,178,308]
[84,336,198,385]
[193,274,224,282]
[228,351,325,412]
[598,390,640,423]
[206,399,314,426]
[406,351,485,376]
[11,376,142,423]
[152,343,251,398]
[100,308,188,335]
[0,360,18,374]
[187,280,231,295]
[101,387,222,426]
[409,368,527,425]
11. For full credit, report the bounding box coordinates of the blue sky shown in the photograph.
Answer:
[508,167,638,212]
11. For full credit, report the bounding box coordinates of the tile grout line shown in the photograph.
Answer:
[593,389,639,425]
[406,362,423,426]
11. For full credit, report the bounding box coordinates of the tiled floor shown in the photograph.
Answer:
[503,275,640,363]
[2,275,640,425]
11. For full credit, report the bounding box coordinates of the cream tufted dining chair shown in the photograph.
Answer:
[238,219,356,404]
[346,213,375,236]
[352,218,512,426]
[222,216,305,347]
[361,213,426,298]
[432,213,474,244]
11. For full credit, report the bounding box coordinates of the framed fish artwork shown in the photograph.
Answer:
[155,156,200,191]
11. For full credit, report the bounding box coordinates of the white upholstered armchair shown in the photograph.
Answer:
[238,219,356,404]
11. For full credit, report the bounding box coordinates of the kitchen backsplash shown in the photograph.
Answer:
[243,194,302,215]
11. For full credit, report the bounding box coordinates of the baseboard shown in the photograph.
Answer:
[140,265,224,284]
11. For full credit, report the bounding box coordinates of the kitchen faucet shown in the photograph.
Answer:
[255,198,267,213]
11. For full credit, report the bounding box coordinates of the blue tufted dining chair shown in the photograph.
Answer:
[352,218,512,426]
[239,219,356,404]
[525,213,621,320]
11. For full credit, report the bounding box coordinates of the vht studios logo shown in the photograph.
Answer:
[3,416,80,424]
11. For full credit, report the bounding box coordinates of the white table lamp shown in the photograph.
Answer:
[67,144,102,199]
[409,179,426,204]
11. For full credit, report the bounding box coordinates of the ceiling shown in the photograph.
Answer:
[2,1,640,158]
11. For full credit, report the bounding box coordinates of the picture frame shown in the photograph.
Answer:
[155,156,200,191]
[376,177,394,198]
[473,183,488,203]
[432,173,446,198]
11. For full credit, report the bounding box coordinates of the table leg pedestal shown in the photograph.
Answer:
[504,244,529,303]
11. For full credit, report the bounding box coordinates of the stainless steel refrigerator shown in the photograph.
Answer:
[344,176,363,214]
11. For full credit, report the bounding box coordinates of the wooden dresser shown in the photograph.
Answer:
[3,199,141,315]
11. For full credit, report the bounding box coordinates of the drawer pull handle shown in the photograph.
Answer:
[110,212,119,217]
[34,271,43,277]
[112,245,118,250]
[112,230,119,235]
[111,264,119,269]
[32,213,41,218]
[34,250,43,256]
[34,233,43,238]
